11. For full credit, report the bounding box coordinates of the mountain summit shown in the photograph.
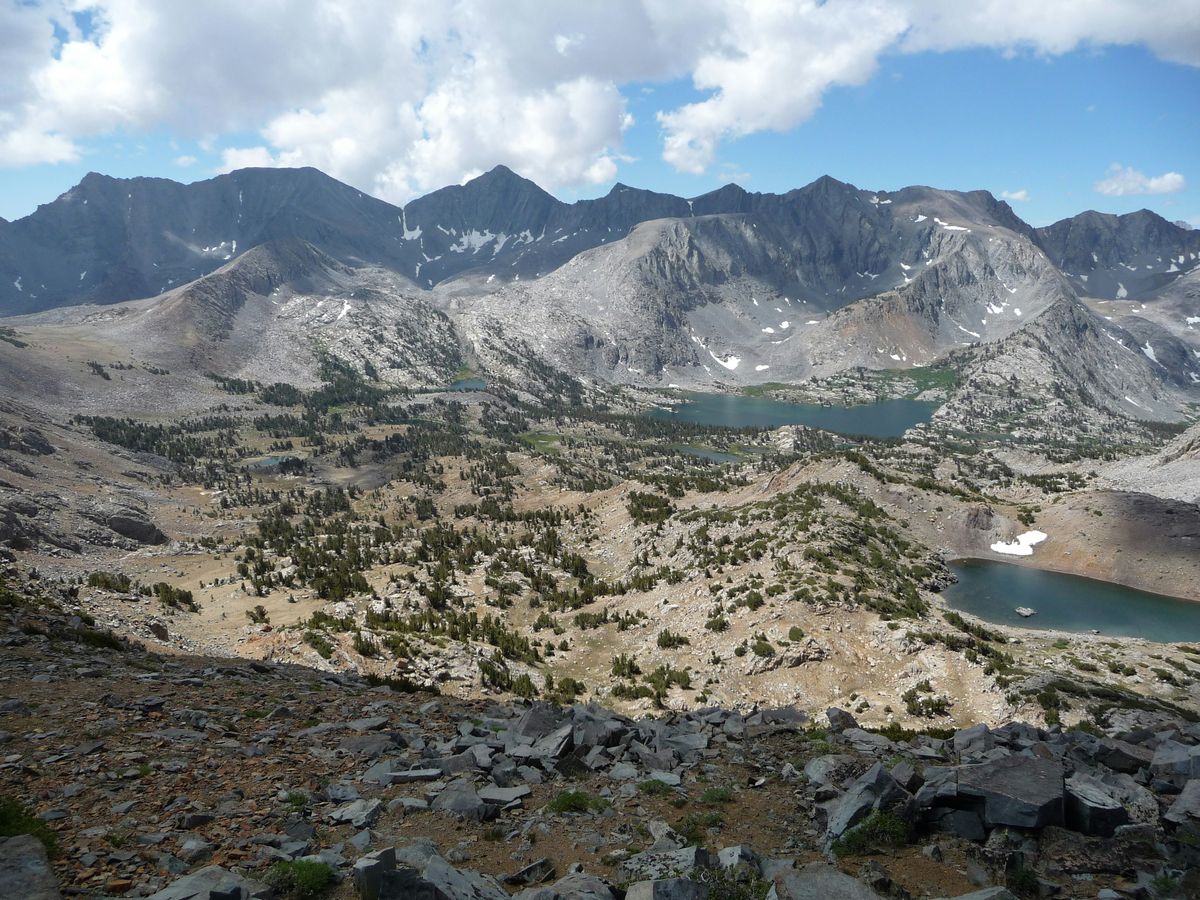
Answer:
[2,166,1198,316]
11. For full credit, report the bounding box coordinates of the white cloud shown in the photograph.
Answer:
[1000,189,1029,202]
[658,1,906,173]
[1094,164,1186,196]
[173,154,196,167]
[0,0,1197,192]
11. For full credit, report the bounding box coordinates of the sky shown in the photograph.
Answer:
[0,1,1198,228]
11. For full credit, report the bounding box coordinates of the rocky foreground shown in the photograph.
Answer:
[1,573,1199,900]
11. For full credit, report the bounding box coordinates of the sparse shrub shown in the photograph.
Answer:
[546,791,608,814]
[0,796,57,855]
[265,859,335,898]
[637,779,674,796]
[830,810,910,856]
[657,629,689,649]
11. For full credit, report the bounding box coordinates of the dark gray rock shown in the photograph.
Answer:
[347,716,389,732]
[353,847,395,900]
[504,858,555,886]
[957,756,1064,829]
[617,847,714,883]
[386,839,507,900]
[953,724,994,757]
[329,798,383,827]
[478,784,531,805]
[1151,741,1200,779]
[0,834,60,900]
[146,864,272,899]
[83,500,167,545]
[803,754,855,786]
[826,708,859,733]
[773,862,884,899]
[890,762,923,793]
[1092,738,1153,774]
[1063,774,1129,837]
[513,872,616,900]
[825,762,910,840]
[431,780,498,822]
[1164,778,1200,826]
[625,879,709,900]
[931,808,986,842]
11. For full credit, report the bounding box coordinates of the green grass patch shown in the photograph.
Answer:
[637,779,675,796]
[0,796,57,856]
[830,810,911,857]
[265,860,335,898]
[519,432,561,454]
[546,790,609,814]
[699,786,734,805]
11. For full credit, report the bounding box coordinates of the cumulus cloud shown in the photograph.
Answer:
[1094,164,1187,196]
[1000,189,1030,202]
[1,0,1198,197]
[658,0,906,173]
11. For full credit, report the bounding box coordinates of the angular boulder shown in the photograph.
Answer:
[957,756,1064,829]
[825,762,911,840]
[625,878,709,900]
[1165,778,1200,826]
[514,872,617,900]
[0,834,60,900]
[146,864,271,899]
[1064,773,1129,837]
[386,840,507,900]
[773,862,884,899]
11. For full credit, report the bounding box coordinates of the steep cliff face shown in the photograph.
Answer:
[0,167,416,314]
[452,191,1086,388]
[931,296,1197,452]
[1036,208,1200,300]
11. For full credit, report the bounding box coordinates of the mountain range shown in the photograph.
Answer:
[3,165,1198,315]
[1,165,1198,432]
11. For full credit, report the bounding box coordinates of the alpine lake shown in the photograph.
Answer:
[944,559,1200,643]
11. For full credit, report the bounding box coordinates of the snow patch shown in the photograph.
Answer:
[933,217,970,232]
[399,211,422,241]
[755,364,770,371]
[708,350,741,371]
[451,229,499,254]
[1142,342,1159,364]
[990,531,1047,557]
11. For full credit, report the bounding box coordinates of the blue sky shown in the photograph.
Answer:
[1,4,1197,229]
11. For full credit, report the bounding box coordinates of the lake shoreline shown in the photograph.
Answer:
[644,391,939,438]
[941,556,1200,643]
[945,553,1200,605]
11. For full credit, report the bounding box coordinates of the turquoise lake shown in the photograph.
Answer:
[447,377,488,391]
[944,559,1200,643]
